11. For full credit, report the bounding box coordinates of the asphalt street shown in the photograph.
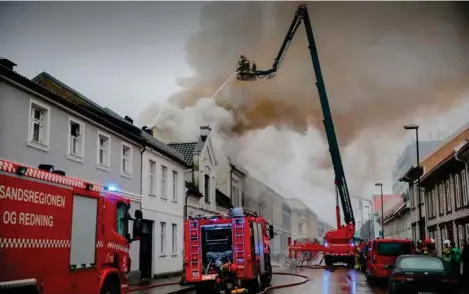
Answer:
[130,266,388,294]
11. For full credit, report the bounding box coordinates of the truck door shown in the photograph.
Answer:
[69,189,101,294]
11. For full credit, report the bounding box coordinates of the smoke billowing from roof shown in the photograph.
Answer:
[139,2,469,224]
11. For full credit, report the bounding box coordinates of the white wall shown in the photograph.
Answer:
[383,207,412,240]
[141,147,186,275]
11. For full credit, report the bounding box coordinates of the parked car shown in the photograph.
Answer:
[388,254,459,294]
[366,238,414,281]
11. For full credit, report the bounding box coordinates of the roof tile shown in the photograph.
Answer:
[168,142,197,166]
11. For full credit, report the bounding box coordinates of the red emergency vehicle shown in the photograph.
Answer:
[183,208,274,294]
[365,238,414,281]
[0,159,142,294]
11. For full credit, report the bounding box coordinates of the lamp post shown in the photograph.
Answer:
[375,183,384,238]
[404,124,424,240]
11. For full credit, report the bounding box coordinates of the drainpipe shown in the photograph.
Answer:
[140,145,145,197]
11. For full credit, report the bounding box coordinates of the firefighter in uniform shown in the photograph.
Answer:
[443,240,452,264]
[238,55,249,72]
[354,244,361,270]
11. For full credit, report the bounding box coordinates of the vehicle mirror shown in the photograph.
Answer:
[132,216,143,239]
[126,233,132,243]
[269,225,275,240]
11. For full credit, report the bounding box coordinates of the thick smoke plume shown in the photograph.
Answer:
[139,2,469,224]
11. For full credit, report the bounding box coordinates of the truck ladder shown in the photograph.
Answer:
[189,219,202,278]
[233,217,245,267]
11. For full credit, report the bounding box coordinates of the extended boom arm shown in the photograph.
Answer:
[238,4,355,225]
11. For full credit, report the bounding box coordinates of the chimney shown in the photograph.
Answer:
[0,58,17,71]
[200,125,212,140]
[142,126,154,136]
[124,115,133,124]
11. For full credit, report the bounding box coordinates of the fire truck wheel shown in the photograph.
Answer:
[324,256,333,267]
[100,275,120,294]
[252,273,262,292]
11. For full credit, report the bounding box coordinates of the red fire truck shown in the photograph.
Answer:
[183,208,274,294]
[0,159,142,294]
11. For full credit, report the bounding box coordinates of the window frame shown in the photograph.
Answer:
[96,131,111,171]
[67,116,86,161]
[172,170,178,201]
[445,179,451,213]
[161,166,167,199]
[149,160,156,196]
[160,221,166,255]
[455,174,462,209]
[204,174,210,204]
[121,142,133,177]
[27,98,51,151]
[171,223,177,254]
[462,170,468,207]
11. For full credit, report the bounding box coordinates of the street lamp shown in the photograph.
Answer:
[375,182,384,238]
[404,124,424,240]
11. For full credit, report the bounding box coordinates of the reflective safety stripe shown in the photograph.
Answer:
[0,238,70,249]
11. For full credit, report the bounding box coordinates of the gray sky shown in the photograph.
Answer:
[1,2,469,225]
[0,1,203,119]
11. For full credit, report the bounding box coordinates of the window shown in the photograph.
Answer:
[446,179,452,212]
[462,170,468,206]
[161,166,167,198]
[455,174,462,208]
[116,202,129,237]
[410,186,415,208]
[204,174,210,203]
[439,184,444,215]
[432,188,437,217]
[172,171,178,201]
[377,242,412,256]
[28,99,50,149]
[397,256,444,271]
[458,225,464,248]
[160,222,166,254]
[149,160,156,195]
[97,132,111,168]
[121,143,132,175]
[171,224,177,253]
[232,186,239,207]
[68,118,85,159]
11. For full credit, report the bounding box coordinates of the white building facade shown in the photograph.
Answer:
[140,130,187,277]
[168,126,218,217]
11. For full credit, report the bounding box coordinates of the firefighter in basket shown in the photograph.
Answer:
[238,55,250,73]
[215,258,247,294]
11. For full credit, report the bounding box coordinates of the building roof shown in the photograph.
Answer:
[372,194,402,216]
[168,142,198,166]
[420,122,469,173]
[0,62,186,166]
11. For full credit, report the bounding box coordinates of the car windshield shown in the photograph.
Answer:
[377,242,412,256]
[397,256,444,271]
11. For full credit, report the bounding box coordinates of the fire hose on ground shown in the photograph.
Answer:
[129,272,310,293]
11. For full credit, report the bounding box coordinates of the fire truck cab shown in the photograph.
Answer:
[183,208,274,294]
[0,159,142,294]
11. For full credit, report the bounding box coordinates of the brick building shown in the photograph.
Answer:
[399,123,469,254]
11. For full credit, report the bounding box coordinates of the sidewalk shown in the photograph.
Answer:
[129,276,194,294]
